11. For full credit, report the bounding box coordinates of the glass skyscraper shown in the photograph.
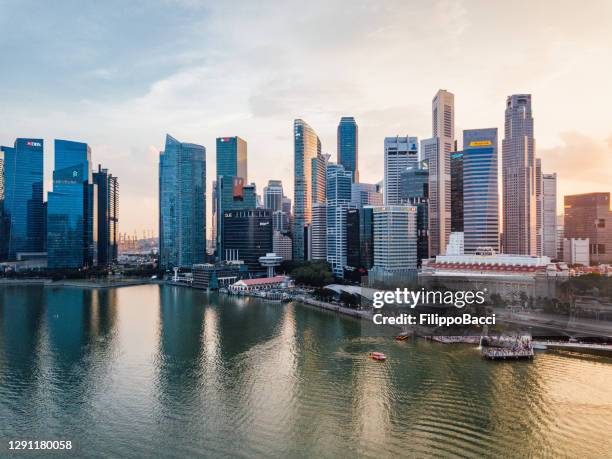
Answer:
[326,163,353,278]
[463,128,499,253]
[216,136,247,181]
[159,134,206,269]
[47,139,96,268]
[293,119,321,261]
[450,152,464,232]
[400,162,429,266]
[93,164,119,266]
[222,209,272,272]
[0,138,44,259]
[337,117,358,183]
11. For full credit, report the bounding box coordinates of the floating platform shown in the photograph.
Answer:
[482,347,534,360]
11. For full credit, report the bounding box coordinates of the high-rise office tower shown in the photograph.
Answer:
[399,161,429,265]
[47,139,96,268]
[263,180,283,211]
[158,134,206,269]
[222,209,272,271]
[273,230,292,261]
[0,149,5,260]
[310,203,327,261]
[337,116,358,182]
[216,136,247,181]
[311,153,330,205]
[215,136,247,258]
[535,158,543,255]
[93,165,119,266]
[463,128,499,253]
[346,206,375,273]
[384,136,418,205]
[351,182,383,208]
[0,138,44,260]
[425,89,454,257]
[325,163,353,277]
[502,94,537,255]
[372,206,417,272]
[542,173,557,259]
[564,193,611,264]
[215,178,257,258]
[293,119,321,261]
[450,152,463,232]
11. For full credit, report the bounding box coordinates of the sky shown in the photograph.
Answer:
[1,0,611,237]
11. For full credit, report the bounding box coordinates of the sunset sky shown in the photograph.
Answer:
[1,0,611,236]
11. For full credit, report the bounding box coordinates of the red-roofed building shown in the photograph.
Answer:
[229,276,292,292]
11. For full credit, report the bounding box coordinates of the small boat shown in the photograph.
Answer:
[532,343,548,350]
[395,334,409,341]
[368,352,386,361]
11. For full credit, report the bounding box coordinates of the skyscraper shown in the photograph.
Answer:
[351,182,383,208]
[47,139,96,268]
[0,138,44,259]
[502,94,537,255]
[384,136,418,205]
[372,206,417,272]
[293,119,321,261]
[216,136,247,181]
[337,116,358,182]
[158,134,206,269]
[222,209,272,271]
[93,164,119,266]
[463,128,499,253]
[399,162,429,265]
[346,206,375,275]
[310,203,327,261]
[263,180,283,211]
[450,152,463,232]
[325,163,353,277]
[542,173,557,259]
[564,193,611,264]
[425,89,454,257]
[311,153,330,206]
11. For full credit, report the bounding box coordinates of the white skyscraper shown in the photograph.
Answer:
[310,203,327,261]
[372,206,417,272]
[542,173,557,259]
[425,89,454,257]
[502,94,537,255]
[384,136,418,205]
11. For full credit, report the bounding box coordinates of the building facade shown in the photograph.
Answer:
[463,128,499,253]
[384,136,418,205]
[351,182,383,208]
[337,116,359,182]
[263,180,283,211]
[564,192,612,264]
[0,138,44,260]
[450,152,463,232]
[426,89,454,257]
[93,165,119,266]
[399,162,429,265]
[47,139,96,268]
[542,173,557,259]
[310,203,327,261]
[293,119,321,261]
[502,94,537,255]
[372,206,417,272]
[216,136,247,181]
[326,163,353,277]
[222,209,273,272]
[346,206,374,274]
[159,134,206,269]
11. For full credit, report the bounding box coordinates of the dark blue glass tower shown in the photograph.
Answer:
[47,139,96,268]
[337,117,358,183]
[159,134,206,269]
[0,138,44,260]
[216,137,247,180]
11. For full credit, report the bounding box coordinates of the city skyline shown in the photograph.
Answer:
[1,1,612,234]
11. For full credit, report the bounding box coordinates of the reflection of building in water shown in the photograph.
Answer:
[420,249,569,300]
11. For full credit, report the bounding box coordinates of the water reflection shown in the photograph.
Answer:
[0,284,610,458]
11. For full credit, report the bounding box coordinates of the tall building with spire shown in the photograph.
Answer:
[337,117,358,182]
[293,119,321,261]
[502,94,537,255]
[424,89,454,257]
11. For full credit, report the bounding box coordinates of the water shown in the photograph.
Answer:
[1,284,611,458]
